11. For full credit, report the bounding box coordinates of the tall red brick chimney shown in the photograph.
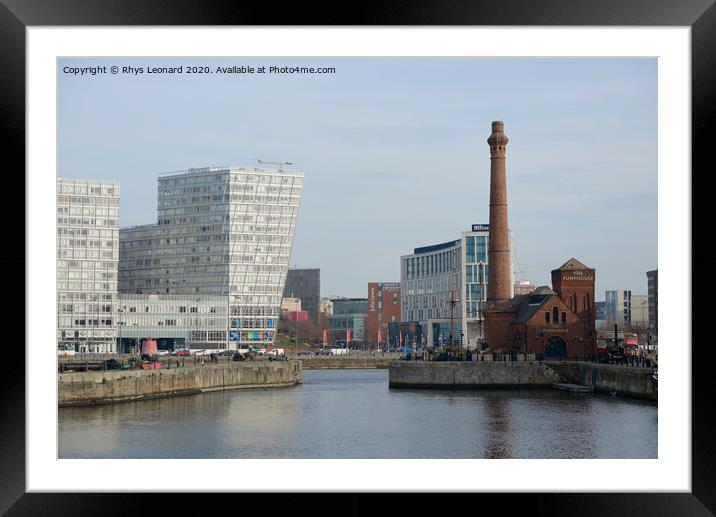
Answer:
[484,121,513,350]
[486,121,511,305]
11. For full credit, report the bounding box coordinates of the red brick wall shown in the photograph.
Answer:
[367,283,401,344]
[509,294,596,359]
[551,269,596,331]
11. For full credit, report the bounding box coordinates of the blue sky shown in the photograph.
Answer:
[58,57,657,299]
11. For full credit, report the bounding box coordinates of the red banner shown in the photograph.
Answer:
[378,329,382,343]
[347,329,352,343]
[323,329,328,345]
[400,331,403,344]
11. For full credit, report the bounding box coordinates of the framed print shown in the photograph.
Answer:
[3,0,715,514]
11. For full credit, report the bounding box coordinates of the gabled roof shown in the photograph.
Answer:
[553,258,594,271]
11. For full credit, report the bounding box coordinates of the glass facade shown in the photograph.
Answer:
[329,298,369,344]
[400,225,512,350]
[400,239,463,347]
[57,178,120,353]
[118,166,303,348]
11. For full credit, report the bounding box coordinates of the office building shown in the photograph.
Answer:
[400,223,505,350]
[283,268,320,323]
[329,298,368,345]
[605,289,640,327]
[57,178,120,353]
[118,165,303,348]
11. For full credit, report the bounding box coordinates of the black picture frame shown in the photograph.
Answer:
[3,0,713,514]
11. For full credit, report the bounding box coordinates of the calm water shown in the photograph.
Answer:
[58,369,657,458]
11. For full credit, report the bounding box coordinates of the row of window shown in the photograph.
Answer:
[404,249,459,280]
[57,281,117,291]
[57,218,118,227]
[464,235,488,264]
[545,307,567,324]
[57,195,119,206]
[58,249,117,260]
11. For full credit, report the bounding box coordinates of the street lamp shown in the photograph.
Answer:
[117,307,123,354]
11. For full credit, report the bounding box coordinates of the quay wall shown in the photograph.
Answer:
[546,361,657,401]
[59,360,302,407]
[388,361,563,388]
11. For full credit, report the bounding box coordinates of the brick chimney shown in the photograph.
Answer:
[486,121,511,305]
[484,121,514,350]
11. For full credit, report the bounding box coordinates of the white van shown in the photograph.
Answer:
[268,348,285,357]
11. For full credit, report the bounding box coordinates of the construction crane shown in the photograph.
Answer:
[256,159,293,172]
[511,233,527,282]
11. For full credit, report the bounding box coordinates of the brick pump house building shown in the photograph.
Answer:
[497,259,597,359]
[482,120,596,359]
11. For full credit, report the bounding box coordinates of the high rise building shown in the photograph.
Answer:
[57,178,120,353]
[647,269,658,335]
[283,268,320,323]
[118,165,303,348]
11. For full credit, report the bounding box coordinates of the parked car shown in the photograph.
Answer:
[297,351,311,357]
[175,349,191,356]
[157,350,170,356]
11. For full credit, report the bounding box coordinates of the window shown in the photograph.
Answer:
[545,312,550,323]
[561,312,566,324]
[553,307,559,324]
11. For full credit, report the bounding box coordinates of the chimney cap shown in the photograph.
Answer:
[491,121,505,132]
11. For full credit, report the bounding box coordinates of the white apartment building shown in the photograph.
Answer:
[118,165,304,349]
[57,178,120,353]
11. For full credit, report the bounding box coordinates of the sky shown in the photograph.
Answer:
[58,57,657,300]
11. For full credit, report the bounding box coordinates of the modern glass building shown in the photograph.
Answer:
[118,165,303,349]
[400,224,513,350]
[329,298,368,345]
[57,178,120,353]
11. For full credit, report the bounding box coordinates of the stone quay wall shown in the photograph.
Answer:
[58,360,302,407]
[388,361,563,389]
[546,361,657,401]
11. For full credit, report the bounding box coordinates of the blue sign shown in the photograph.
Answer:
[229,330,239,341]
[236,318,241,329]
[253,331,259,340]
[267,319,273,328]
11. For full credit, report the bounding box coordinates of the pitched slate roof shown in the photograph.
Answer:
[512,286,556,323]
[554,258,595,271]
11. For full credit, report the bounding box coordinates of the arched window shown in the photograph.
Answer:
[553,307,559,324]
[545,311,550,323]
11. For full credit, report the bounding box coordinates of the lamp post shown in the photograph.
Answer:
[117,307,123,354]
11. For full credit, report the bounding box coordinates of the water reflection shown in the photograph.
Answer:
[483,395,511,459]
[59,369,657,459]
